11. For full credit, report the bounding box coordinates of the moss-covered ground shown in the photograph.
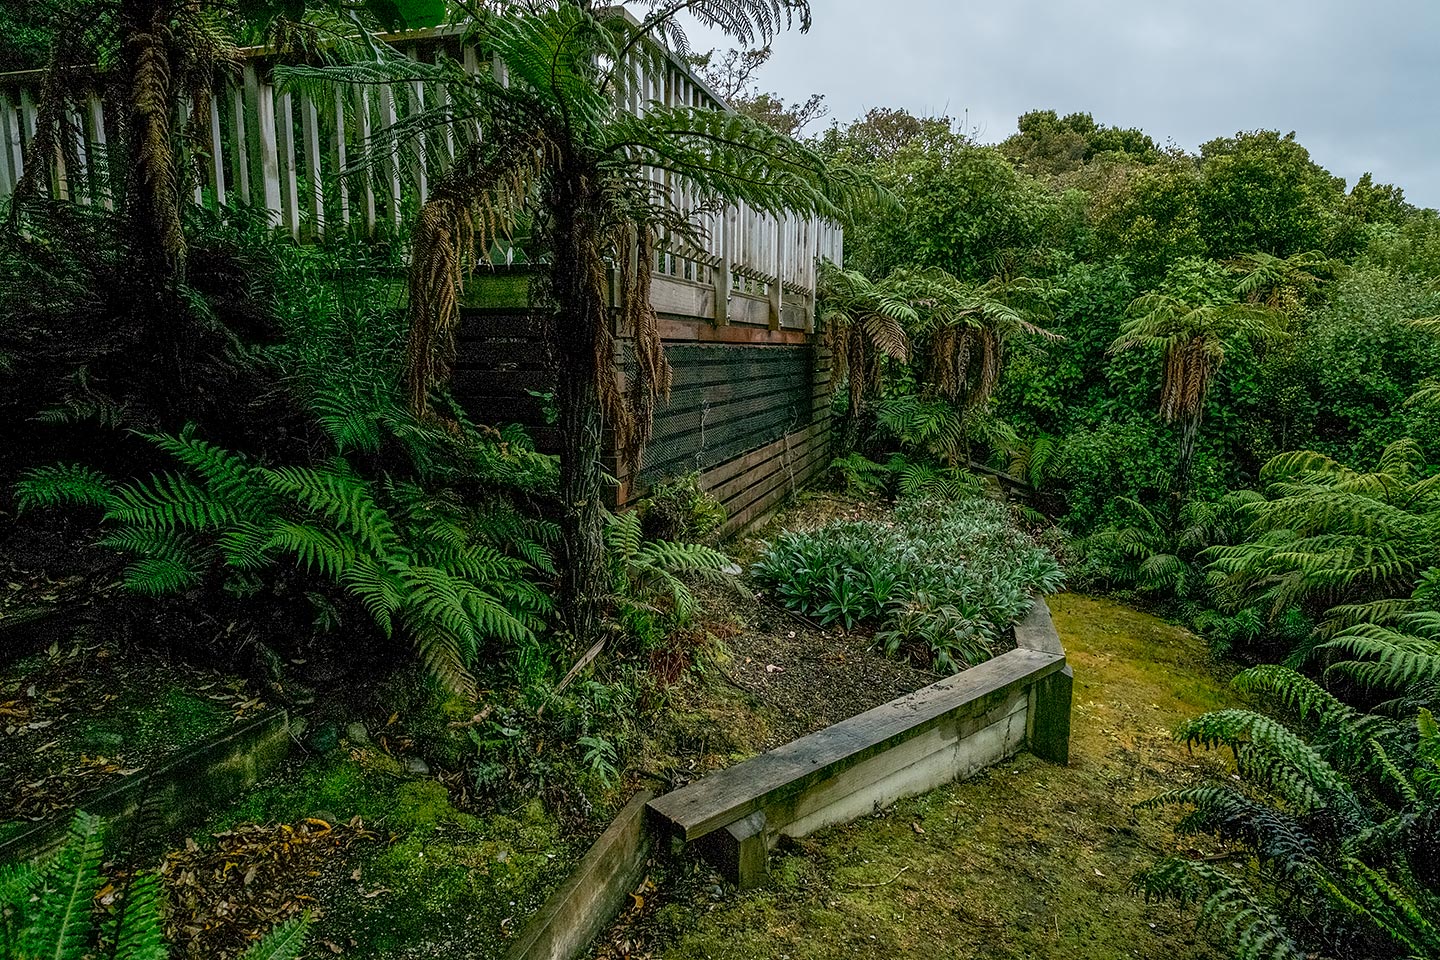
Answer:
[607,594,1238,960]
[0,637,246,841]
[167,744,589,959]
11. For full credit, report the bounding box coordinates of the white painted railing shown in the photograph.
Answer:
[0,23,841,313]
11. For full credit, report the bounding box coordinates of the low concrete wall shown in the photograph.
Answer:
[0,709,292,863]
[648,598,1071,887]
[505,790,654,960]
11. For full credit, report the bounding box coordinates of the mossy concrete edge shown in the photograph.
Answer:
[505,789,654,960]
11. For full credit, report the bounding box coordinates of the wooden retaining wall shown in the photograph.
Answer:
[0,709,292,863]
[648,598,1071,889]
[502,599,1072,960]
[455,276,834,536]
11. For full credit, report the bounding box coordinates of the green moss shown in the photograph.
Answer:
[207,756,580,959]
[652,595,1235,960]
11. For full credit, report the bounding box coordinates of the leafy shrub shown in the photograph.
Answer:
[1137,666,1440,959]
[751,495,1063,670]
[0,812,309,959]
[634,473,727,544]
[605,510,732,629]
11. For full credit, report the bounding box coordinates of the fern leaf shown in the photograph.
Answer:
[14,464,116,512]
[239,914,311,960]
[24,812,104,960]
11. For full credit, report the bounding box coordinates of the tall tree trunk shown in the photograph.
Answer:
[548,170,609,644]
[1174,413,1200,501]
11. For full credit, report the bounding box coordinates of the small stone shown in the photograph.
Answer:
[402,756,430,776]
[308,721,340,753]
[345,722,370,745]
[309,810,339,825]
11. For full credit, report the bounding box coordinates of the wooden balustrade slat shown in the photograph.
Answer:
[0,27,838,303]
[300,93,324,237]
[331,87,350,227]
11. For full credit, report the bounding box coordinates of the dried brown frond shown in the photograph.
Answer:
[616,225,673,473]
[402,131,553,417]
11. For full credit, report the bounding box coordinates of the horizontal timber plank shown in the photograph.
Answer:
[648,648,1066,841]
[717,441,829,521]
[708,432,825,506]
[699,423,828,492]
[658,317,808,346]
[724,448,831,533]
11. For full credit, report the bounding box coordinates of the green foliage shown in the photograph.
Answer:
[17,428,556,697]
[0,812,310,959]
[751,494,1063,670]
[605,511,731,628]
[1205,440,1440,619]
[634,473,727,544]
[1137,666,1440,960]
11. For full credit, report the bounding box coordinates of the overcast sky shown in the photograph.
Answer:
[691,0,1440,209]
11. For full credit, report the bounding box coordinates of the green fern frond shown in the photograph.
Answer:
[263,463,399,557]
[105,472,234,531]
[14,463,116,512]
[1134,858,1303,960]
[1176,709,1351,812]
[104,873,167,960]
[239,913,311,960]
[24,812,105,959]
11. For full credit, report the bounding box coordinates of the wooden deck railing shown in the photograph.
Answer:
[0,21,841,315]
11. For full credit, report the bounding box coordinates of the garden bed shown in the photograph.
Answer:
[153,746,594,959]
[595,595,1235,960]
[0,632,264,845]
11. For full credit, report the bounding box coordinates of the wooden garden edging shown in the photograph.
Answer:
[647,597,1072,888]
[504,790,655,960]
[504,598,1074,960]
[0,708,292,863]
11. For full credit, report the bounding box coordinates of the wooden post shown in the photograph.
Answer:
[1028,665,1073,764]
[230,82,251,205]
[276,90,300,238]
[299,94,324,237]
[694,810,769,890]
[433,47,454,161]
[0,93,19,200]
[376,83,402,229]
[714,204,732,327]
[18,89,40,196]
[355,87,376,234]
[332,87,351,229]
[242,64,281,222]
[205,93,225,208]
[407,47,429,205]
[768,214,783,331]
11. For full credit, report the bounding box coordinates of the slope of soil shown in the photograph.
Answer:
[605,594,1239,960]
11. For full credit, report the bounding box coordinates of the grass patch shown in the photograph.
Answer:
[607,594,1235,960]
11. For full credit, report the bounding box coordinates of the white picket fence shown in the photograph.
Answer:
[0,24,841,312]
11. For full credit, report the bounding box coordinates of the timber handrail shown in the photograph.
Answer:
[0,12,841,319]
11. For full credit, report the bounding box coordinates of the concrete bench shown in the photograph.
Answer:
[647,599,1072,887]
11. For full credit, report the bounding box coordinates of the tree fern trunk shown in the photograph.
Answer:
[548,169,608,645]
[1175,413,1200,499]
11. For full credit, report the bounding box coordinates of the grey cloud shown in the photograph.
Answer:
[726,0,1440,207]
